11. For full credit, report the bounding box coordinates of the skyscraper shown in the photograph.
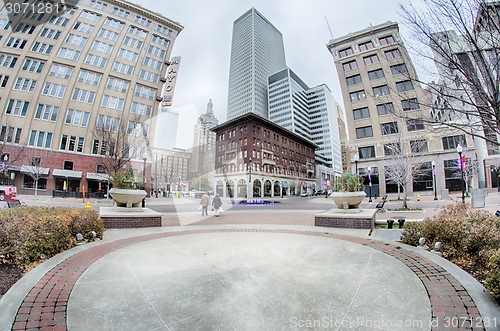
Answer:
[190,99,218,180]
[227,8,286,120]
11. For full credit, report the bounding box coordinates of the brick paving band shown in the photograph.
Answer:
[11,229,485,331]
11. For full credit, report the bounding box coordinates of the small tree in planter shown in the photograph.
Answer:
[331,174,366,209]
[109,170,146,209]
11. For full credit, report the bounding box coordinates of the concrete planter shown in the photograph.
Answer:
[330,191,366,209]
[109,188,146,209]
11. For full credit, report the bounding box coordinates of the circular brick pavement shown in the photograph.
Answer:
[12,229,485,331]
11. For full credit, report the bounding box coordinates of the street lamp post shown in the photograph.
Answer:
[353,152,359,175]
[432,160,438,200]
[142,151,148,207]
[368,166,372,202]
[248,158,252,199]
[457,144,465,203]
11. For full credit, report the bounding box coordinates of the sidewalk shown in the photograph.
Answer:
[1,223,499,331]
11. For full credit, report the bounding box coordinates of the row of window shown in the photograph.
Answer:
[338,35,396,58]
[353,99,419,120]
[355,118,425,139]
[342,48,402,72]
[350,82,416,103]
[346,64,408,86]
[356,135,466,158]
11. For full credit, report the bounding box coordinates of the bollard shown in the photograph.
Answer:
[398,219,405,228]
[387,219,394,229]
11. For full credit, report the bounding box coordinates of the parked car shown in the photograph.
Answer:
[0,185,17,201]
[314,189,325,196]
[300,191,312,197]
[194,191,204,198]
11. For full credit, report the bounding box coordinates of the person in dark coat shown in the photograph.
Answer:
[212,194,222,217]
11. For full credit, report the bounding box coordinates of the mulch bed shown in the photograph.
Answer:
[0,264,25,298]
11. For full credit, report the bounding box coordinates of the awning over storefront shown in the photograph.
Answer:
[20,165,50,175]
[52,169,82,178]
[86,172,109,181]
[9,165,21,172]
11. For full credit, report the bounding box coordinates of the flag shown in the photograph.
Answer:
[462,156,467,172]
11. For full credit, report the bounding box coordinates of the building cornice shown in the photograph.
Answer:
[327,21,399,49]
[105,0,184,33]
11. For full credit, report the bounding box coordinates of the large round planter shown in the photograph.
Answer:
[109,188,146,208]
[330,191,366,209]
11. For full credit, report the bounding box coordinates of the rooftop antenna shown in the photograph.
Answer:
[325,16,334,40]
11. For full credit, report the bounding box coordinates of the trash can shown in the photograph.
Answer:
[441,189,449,200]
[398,219,405,229]
[387,219,394,229]
[163,191,167,197]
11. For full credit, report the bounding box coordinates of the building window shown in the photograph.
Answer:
[71,88,96,104]
[104,17,124,30]
[410,140,428,153]
[138,69,159,83]
[117,48,139,62]
[396,80,414,92]
[73,21,94,33]
[65,34,87,46]
[57,47,80,60]
[111,7,129,18]
[96,115,119,132]
[0,54,17,68]
[407,119,425,131]
[377,103,394,116]
[356,126,373,139]
[22,59,45,73]
[353,107,370,120]
[123,36,143,49]
[372,85,390,97]
[65,109,90,127]
[5,99,29,116]
[80,10,101,22]
[379,35,395,46]
[147,45,166,58]
[91,41,113,54]
[112,61,133,74]
[106,77,129,92]
[30,130,52,148]
[134,85,156,99]
[359,41,374,52]
[34,104,59,122]
[151,34,169,47]
[0,75,8,88]
[42,83,66,98]
[350,90,366,102]
[31,42,53,54]
[6,37,27,49]
[85,54,107,68]
[358,146,375,158]
[381,122,399,135]
[48,16,69,26]
[39,28,61,39]
[143,57,162,71]
[97,28,119,41]
[442,135,466,150]
[401,98,420,111]
[50,64,74,79]
[363,54,379,65]
[346,74,362,86]
[15,23,35,34]
[101,95,125,110]
[368,68,385,80]
[77,70,101,84]
[385,49,402,60]
[339,47,353,58]
[384,142,401,156]
[13,78,37,92]
[128,26,147,38]
[391,63,408,75]
[130,102,152,116]
[342,60,358,72]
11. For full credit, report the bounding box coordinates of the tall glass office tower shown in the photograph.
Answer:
[227,8,286,120]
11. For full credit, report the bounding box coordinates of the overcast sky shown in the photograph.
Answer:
[135,0,420,148]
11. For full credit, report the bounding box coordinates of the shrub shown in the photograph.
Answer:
[485,249,500,300]
[0,206,104,267]
[400,203,500,298]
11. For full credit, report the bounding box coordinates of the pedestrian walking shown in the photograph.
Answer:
[200,192,210,216]
[212,194,222,217]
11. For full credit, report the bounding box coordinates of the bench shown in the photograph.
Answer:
[376,200,386,212]
[7,200,26,208]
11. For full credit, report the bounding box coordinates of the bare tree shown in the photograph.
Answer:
[91,113,150,176]
[383,135,428,208]
[20,151,50,198]
[398,0,500,149]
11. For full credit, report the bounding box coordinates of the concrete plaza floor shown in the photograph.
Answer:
[1,223,499,331]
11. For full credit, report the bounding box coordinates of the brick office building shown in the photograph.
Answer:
[212,113,317,198]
